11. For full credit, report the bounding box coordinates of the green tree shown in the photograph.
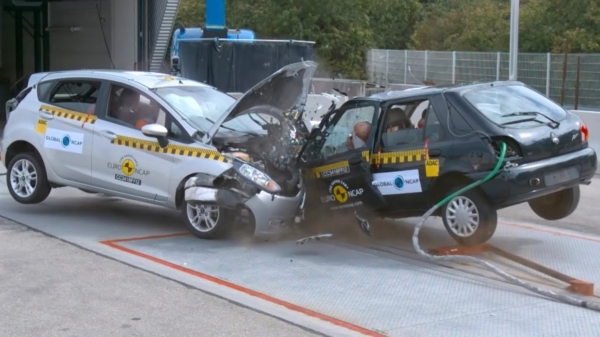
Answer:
[410,0,510,51]
[520,0,600,53]
[227,0,376,79]
[366,0,422,50]
[176,0,205,27]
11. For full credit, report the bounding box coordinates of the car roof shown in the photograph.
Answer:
[28,70,212,89]
[356,80,526,103]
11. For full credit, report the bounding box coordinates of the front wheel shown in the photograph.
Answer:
[6,152,51,204]
[528,186,580,221]
[440,186,498,247]
[181,201,234,239]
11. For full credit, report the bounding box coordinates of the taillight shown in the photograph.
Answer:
[581,122,589,143]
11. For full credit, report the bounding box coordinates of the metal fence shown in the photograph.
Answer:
[367,50,600,110]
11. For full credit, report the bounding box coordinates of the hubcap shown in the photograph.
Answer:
[445,196,479,237]
[186,203,220,232]
[10,159,38,198]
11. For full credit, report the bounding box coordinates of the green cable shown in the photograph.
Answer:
[434,141,507,208]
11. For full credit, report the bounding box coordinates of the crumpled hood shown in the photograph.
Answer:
[203,61,318,142]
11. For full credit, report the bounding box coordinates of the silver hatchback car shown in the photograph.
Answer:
[1,62,317,239]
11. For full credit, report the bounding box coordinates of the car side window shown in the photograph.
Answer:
[380,99,428,149]
[46,80,101,114]
[165,115,186,140]
[106,84,168,131]
[319,105,376,158]
[423,103,444,141]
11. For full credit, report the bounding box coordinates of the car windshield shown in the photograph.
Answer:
[463,84,568,128]
[154,86,270,135]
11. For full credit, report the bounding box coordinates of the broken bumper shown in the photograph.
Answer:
[184,175,306,236]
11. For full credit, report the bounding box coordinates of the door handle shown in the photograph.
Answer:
[38,110,54,120]
[428,149,442,158]
[348,157,362,165]
[99,130,117,140]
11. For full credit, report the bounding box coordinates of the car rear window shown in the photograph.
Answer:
[463,84,568,128]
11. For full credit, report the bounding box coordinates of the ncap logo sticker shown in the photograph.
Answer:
[320,179,364,204]
[107,154,150,177]
[372,170,422,195]
[43,128,84,154]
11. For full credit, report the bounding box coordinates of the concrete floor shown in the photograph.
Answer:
[1,172,600,336]
[0,218,320,337]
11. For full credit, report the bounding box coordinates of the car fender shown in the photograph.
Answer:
[2,121,51,176]
[166,146,234,208]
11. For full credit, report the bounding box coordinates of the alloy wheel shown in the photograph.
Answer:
[10,159,38,198]
[186,203,220,232]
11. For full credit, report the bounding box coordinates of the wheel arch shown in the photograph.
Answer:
[175,172,200,209]
[4,140,43,167]
[429,171,492,211]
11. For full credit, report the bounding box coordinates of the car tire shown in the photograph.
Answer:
[6,152,51,204]
[440,186,497,247]
[528,186,580,221]
[181,200,234,239]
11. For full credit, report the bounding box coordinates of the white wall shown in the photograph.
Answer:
[110,0,137,70]
[49,0,137,71]
[48,0,113,70]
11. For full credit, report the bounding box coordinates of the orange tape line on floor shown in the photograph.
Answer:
[100,239,386,337]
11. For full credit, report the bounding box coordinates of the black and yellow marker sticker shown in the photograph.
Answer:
[110,135,232,163]
[39,104,98,124]
[305,148,428,179]
[375,149,426,165]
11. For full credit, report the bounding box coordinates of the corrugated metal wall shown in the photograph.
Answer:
[148,0,180,73]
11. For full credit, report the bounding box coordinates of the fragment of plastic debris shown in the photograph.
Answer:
[295,234,333,245]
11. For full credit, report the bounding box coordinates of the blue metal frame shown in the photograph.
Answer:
[205,0,225,29]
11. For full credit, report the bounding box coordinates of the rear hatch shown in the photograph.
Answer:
[463,83,589,163]
[504,112,587,162]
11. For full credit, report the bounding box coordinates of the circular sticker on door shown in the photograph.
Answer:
[121,158,136,176]
[332,184,349,203]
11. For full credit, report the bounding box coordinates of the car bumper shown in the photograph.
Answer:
[469,147,597,209]
[245,187,306,236]
[184,181,306,236]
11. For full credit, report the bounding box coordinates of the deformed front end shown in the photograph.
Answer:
[184,158,306,237]
[182,61,316,238]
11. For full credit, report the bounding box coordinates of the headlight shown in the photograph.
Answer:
[237,163,281,193]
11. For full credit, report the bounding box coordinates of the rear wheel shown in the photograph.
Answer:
[6,152,51,204]
[182,201,234,239]
[528,186,580,220]
[440,186,497,247]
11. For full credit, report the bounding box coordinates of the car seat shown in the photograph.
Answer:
[384,107,413,131]
[115,89,140,125]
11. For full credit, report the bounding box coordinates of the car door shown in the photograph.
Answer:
[300,100,386,216]
[34,78,102,185]
[90,81,173,202]
[371,95,452,213]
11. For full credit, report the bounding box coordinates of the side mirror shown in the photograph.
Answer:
[141,124,169,148]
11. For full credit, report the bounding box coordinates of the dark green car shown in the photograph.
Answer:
[297,81,597,246]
